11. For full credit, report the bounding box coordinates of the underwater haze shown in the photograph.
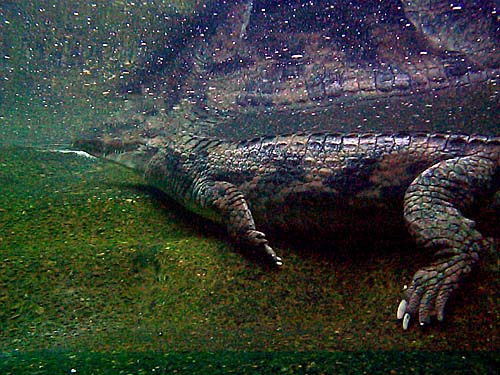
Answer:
[1,1,499,373]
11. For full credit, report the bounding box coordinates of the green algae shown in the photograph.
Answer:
[1,351,499,374]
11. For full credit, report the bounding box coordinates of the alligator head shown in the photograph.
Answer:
[72,136,158,172]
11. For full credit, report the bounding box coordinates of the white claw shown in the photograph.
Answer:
[274,256,283,267]
[397,299,407,320]
[403,313,410,330]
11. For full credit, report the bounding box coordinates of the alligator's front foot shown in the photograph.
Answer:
[210,180,283,266]
[397,252,477,329]
[246,230,283,266]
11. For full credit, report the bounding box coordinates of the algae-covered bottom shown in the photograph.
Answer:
[0,147,499,369]
[1,351,499,375]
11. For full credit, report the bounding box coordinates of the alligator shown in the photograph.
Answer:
[111,0,500,151]
[129,0,499,139]
[188,0,500,113]
[69,0,500,332]
[74,131,500,330]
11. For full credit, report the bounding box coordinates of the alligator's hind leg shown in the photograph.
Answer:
[399,154,497,329]
[211,181,282,266]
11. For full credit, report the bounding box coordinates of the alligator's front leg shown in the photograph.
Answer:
[399,154,497,329]
[210,180,283,266]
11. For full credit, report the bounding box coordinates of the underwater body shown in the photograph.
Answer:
[75,130,500,332]
[1,0,500,371]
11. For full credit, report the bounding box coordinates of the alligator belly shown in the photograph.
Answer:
[247,190,407,244]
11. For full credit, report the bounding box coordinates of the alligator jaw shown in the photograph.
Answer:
[72,136,157,172]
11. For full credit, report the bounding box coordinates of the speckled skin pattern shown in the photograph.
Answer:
[182,0,500,117]
[78,132,499,329]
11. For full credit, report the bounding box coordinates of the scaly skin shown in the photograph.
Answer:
[181,0,500,118]
[74,132,500,329]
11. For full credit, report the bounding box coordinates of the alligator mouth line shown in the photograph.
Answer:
[72,137,145,156]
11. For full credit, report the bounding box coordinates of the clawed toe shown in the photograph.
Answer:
[397,253,476,329]
[397,300,412,330]
[397,290,434,330]
[403,313,411,330]
[247,230,268,245]
[274,256,283,267]
[263,244,283,267]
[397,299,407,320]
